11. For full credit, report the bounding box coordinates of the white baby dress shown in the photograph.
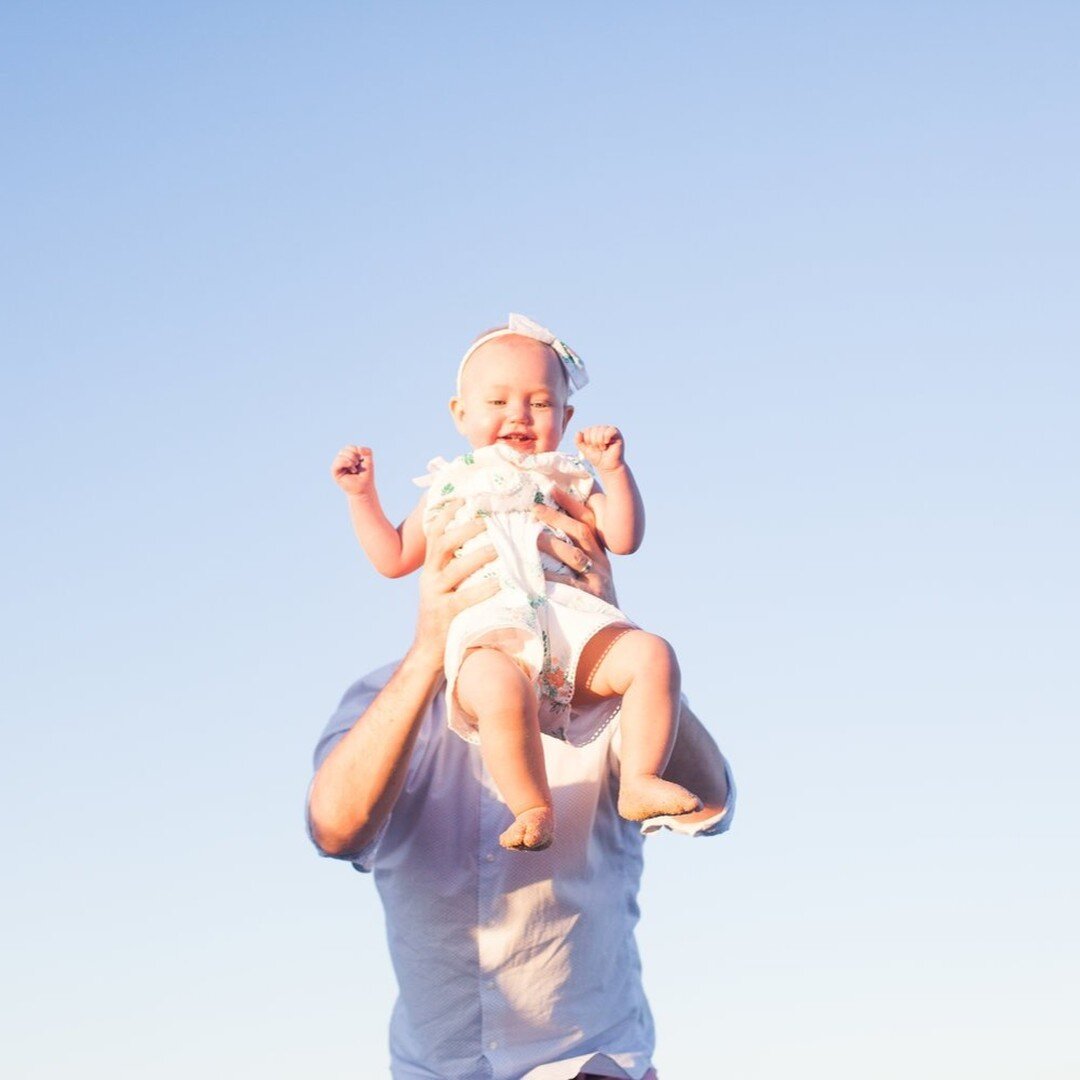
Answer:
[417,442,634,746]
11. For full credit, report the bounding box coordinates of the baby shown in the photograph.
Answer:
[332,314,701,851]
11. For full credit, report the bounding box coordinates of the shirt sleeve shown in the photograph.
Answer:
[305,661,401,873]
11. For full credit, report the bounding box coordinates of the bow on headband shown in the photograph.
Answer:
[456,313,589,397]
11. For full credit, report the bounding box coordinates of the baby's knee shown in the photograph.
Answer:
[457,647,531,712]
[626,631,680,679]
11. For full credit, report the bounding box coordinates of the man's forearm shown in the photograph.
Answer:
[309,501,500,858]
[308,645,443,857]
[662,704,731,825]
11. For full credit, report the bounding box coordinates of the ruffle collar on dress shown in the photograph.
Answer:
[413,442,593,488]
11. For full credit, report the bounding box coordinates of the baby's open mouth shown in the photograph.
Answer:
[499,434,534,444]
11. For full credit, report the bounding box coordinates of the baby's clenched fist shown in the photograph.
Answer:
[575,425,625,472]
[331,445,376,497]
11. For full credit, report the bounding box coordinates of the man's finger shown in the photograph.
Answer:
[547,485,590,519]
[534,493,615,604]
[537,532,591,574]
[441,542,496,589]
[427,498,463,533]
[425,502,471,564]
[438,518,489,558]
[452,578,501,613]
[534,501,595,550]
[544,487,599,535]
[542,569,605,598]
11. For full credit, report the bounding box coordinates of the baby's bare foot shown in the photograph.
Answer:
[499,806,555,851]
[618,776,702,822]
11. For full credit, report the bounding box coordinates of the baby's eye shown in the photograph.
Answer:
[532,401,552,409]
[488,399,506,406]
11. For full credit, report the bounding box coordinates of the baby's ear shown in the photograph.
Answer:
[449,397,467,435]
[561,403,575,433]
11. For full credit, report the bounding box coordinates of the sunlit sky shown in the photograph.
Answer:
[3,3,1077,1077]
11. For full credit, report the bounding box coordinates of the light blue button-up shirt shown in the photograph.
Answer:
[309,662,735,1079]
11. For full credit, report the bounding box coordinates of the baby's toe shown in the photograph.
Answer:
[618,777,702,822]
[501,806,554,851]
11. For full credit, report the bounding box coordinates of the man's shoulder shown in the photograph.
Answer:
[340,659,401,706]
[313,659,408,772]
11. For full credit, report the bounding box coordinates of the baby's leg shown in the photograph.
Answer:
[576,628,701,821]
[456,647,554,850]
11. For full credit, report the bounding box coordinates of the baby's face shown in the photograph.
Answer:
[450,335,574,454]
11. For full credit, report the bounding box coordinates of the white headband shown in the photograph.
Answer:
[456,313,589,397]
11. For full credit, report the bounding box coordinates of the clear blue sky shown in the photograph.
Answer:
[3,3,1077,1077]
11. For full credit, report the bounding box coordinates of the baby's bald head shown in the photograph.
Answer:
[457,332,569,404]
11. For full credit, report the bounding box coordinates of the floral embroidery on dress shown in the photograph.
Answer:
[538,659,571,709]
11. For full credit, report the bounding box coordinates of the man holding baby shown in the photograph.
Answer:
[308,490,735,1080]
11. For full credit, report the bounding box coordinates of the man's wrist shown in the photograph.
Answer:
[404,634,446,681]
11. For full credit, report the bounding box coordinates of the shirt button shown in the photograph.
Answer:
[486,979,496,989]
[488,1040,498,1051]
[484,852,496,863]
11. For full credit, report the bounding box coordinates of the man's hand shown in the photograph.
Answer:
[412,500,499,670]
[575,425,626,473]
[332,444,376,497]
[533,488,618,606]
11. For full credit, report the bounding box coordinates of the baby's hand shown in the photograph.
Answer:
[331,445,376,497]
[575,425,625,472]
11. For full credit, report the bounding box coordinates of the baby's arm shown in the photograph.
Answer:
[331,445,427,578]
[575,425,645,555]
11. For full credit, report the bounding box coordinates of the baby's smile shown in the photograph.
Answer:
[498,432,537,448]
